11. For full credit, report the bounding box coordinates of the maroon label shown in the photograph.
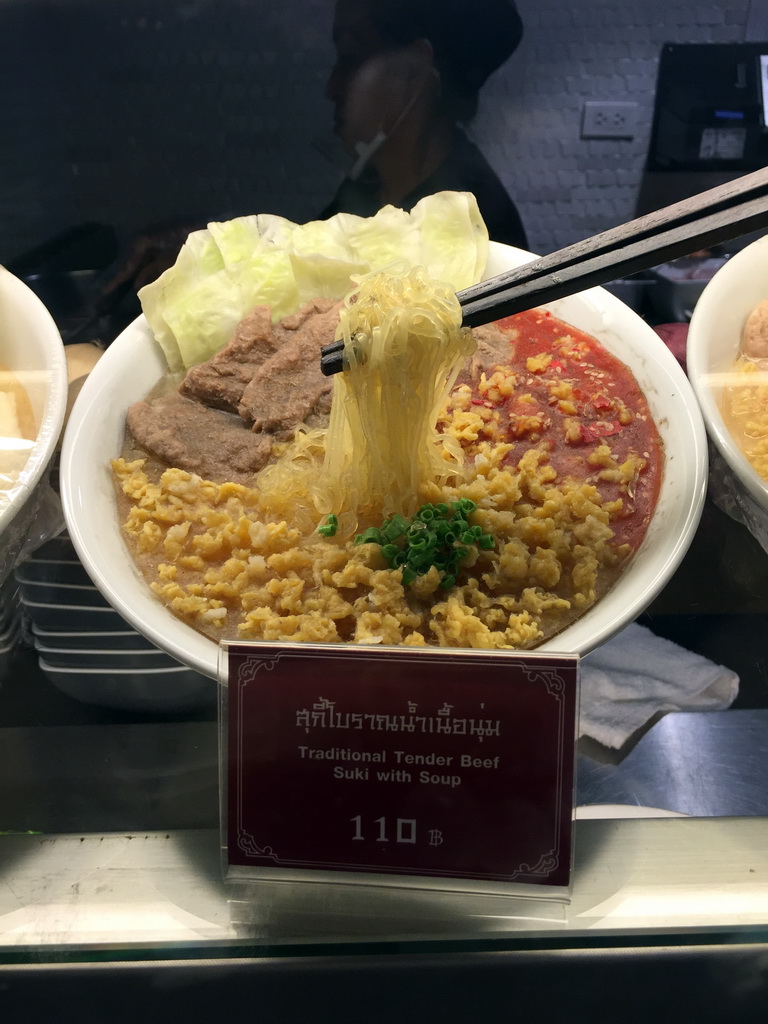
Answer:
[225,644,578,886]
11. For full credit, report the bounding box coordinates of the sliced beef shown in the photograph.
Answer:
[303,389,333,430]
[278,296,340,331]
[468,322,515,380]
[178,297,341,430]
[179,305,278,412]
[127,393,273,484]
[128,297,343,484]
[238,299,341,438]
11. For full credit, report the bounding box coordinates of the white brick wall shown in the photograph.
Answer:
[476,0,751,253]
[0,0,753,263]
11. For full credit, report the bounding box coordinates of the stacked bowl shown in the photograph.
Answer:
[17,531,214,713]
[0,571,22,677]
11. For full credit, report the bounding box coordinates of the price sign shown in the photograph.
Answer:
[223,643,578,888]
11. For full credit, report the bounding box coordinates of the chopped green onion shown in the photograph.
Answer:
[408,550,433,569]
[317,513,339,537]
[382,515,409,541]
[351,499,494,590]
[357,527,384,545]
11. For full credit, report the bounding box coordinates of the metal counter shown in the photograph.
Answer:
[3,706,768,836]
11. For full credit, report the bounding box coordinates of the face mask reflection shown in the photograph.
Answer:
[333,51,399,156]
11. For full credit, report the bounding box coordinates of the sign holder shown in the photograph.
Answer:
[219,642,579,903]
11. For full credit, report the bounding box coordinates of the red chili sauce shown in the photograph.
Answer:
[457,308,664,553]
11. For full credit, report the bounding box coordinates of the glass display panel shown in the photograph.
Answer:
[1,2,768,989]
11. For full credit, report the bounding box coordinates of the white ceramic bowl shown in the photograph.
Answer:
[16,574,112,607]
[0,268,68,575]
[20,598,127,633]
[60,242,708,680]
[33,643,182,671]
[37,659,215,713]
[687,234,768,516]
[30,624,163,651]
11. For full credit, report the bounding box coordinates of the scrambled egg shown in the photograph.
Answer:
[722,357,768,481]
[112,440,632,651]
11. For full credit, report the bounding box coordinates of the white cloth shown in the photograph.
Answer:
[579,622,739,749]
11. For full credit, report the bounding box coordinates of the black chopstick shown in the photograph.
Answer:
[457,165,768,311]
[319,167,768,375]
[320,339,346,376]
[461,189,768,326]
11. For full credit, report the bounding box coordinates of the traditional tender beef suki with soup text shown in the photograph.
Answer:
[113,259,663,651]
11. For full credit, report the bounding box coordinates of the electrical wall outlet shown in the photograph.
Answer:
[581,101,638,139]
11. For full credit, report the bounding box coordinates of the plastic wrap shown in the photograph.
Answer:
[708,442,768,555]
[0,467,65,587]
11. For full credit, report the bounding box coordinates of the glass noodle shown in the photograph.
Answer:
[256,265,476,536]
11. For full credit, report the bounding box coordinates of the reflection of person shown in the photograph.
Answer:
[98,0,527,316]
[322,0,528,249]
[97,219,204,304]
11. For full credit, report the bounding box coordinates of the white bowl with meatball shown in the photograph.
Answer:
[688,234,768,526]
[60,242,708,681]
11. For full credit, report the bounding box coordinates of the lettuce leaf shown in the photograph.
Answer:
[209,217,300,320]
[139,191,489,369]
[337,205,417,272]
[138,228,227,371]
[157,269,244,372]
[411,191,489,290]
